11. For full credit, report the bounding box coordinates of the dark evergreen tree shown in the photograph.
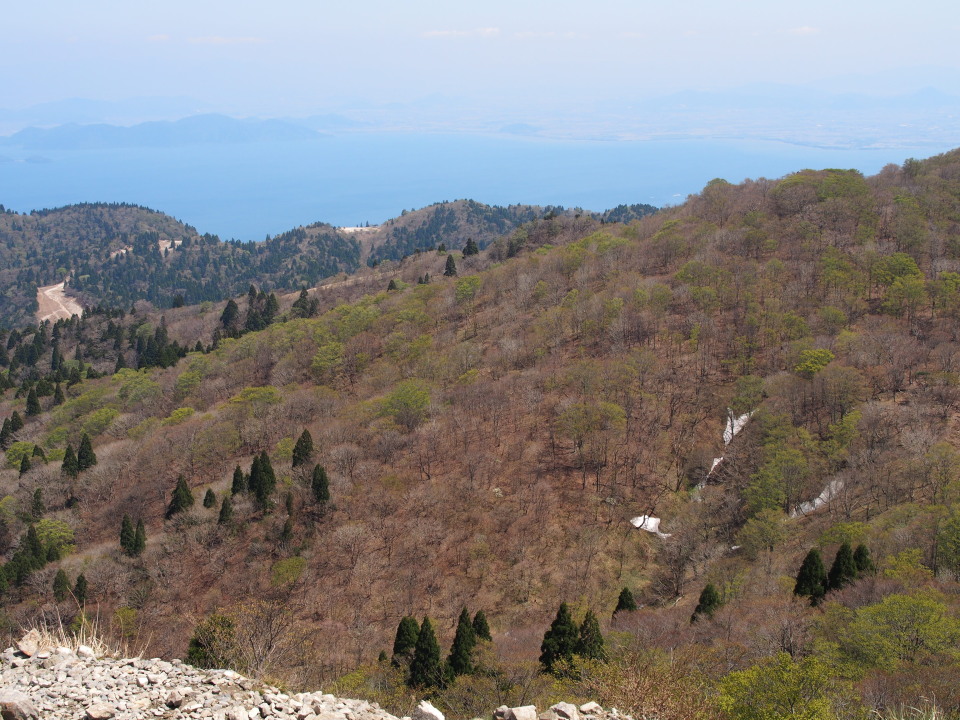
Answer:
[61,444,79,478]
[218,496,234,525]
[133,519,146,556]
[539,602,579,674]
[472,610,491,642]
[577,610,606,660]
[53,568,70,602]
[447,608,477,677]
[77,433,97,471]
[292,429,314,468]
[691,583,722,622]
[828,542,858,591]
[250,451,276,509]
[231,465,246,495]
[853,544,875,576]
[31,444,46,462]
[119,514,135,555]
[443,254,457,277]
[409,617,442,689]
[0,418,10,447]
[614,587,637,615]
[73,573,88,606]
[25,388,41,416]
[203,488,216,508]
[220,299,240,331]
[30,488,44,520]
[391,616,420,667]
[794,548,828,605]
[463,238,479,256]
[311,464,330,507]
[387,279,398,291]
[166,475,195,518]
[10,411,23,432]
[24,524,45,565]
[19,453,31,476]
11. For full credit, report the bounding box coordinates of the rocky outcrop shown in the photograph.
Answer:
[1,643,398,720]
[2,633,629,720]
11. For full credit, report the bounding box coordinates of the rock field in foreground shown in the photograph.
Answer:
[0,633,627,720]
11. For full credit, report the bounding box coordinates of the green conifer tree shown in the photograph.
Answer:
[120,515,135,555]
[166,475,195,518]
[251,451,276,509]
[218,496,234,525]
[231,465,246,495]
[77,433,97,471]
[53,569,70,602]
[794,548,828,605]
[614,587,637,615]
[74,573,88,606]
[19,454,31,476]
[61,444,79,478]
[828,542,858,591]
[472,610,492,642]
[133,519,146,556]
[392,616,420,667]
[539,602,579,674]
[10,411,23,432]
[691,583,722,622]
[24,524,45,565]
[53,383,65,405]
[203,488,216,508]
[409,617,442,689]
[853,544,875,576]
[31,488,44,520]
[31,444,46,462]
[443,254,458,277]
[577,610,606,660]
[447,608,477,677]
[311,464,330,508]
[25,388,41,416]
[463,238,479,256]
[292,429,314,468]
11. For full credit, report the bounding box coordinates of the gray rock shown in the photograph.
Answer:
[578,704,602,716]
[85,703,116,720]
[166,689,187,708]
[76,645,95,659]
[15,630,41,658]
[505,707,538,720]
[412,700,445,720]
[550,703,580,720]
[227,706,251,720]
[0,689,40,719]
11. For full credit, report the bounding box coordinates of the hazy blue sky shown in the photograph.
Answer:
[5,0,960,114]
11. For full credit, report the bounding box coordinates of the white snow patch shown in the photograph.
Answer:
[630,515,672,538]
[723,409,753,446]
[791,479,844,517]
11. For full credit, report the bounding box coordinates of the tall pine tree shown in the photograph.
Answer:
[218,496,234,525]
[577,610,606,661]
[391,616,420,667]
[166,475,195,518]
[539,602,579,674]
[53,569,70,602]
[311,464,330,508]
[77,433,97,471]
[828,542,857,591]
[472,610,492,642]
[119,515,135,555]
[446,608,477,677]
[61,444,79,478]
[25,388,41,416]
[690,583,722,623]
[231,465,246,495]
[853,544,875,576]
[292,429,314,467]
[409,617,442,689]
[794,548,828,605]
[614,587,637,615]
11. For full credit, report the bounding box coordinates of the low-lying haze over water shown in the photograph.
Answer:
[1,133,952,241]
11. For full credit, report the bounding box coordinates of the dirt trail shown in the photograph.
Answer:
[37,282,84,323]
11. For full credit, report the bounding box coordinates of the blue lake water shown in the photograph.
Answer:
[0,133,954,241]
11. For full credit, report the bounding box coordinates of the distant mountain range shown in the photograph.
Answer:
[0,114,324,150]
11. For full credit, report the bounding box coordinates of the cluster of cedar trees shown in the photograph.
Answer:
[389,608,492,689]
[163,429,329,530]
[794,542,875,605]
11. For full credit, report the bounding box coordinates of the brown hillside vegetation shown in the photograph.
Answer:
[6,151,960,717]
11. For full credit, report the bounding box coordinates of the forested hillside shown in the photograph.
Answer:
[3,151,960,719]
[0,199,585,329]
